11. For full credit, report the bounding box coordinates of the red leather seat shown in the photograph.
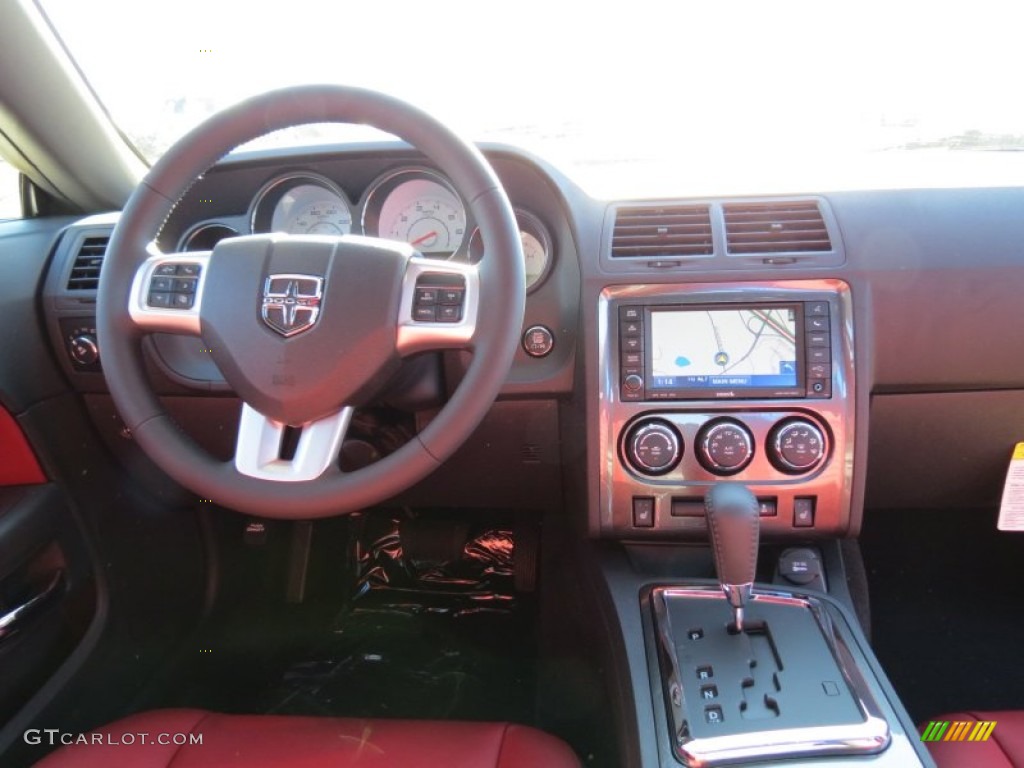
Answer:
[923,711,1024,768]
[34,709,580,767]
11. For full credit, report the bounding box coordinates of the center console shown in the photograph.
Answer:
[597,280,855,537]
[589,278,932,766]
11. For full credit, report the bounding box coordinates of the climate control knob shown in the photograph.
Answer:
[768,418,826,474]
[624,419,683,475]
[696,418,754,475]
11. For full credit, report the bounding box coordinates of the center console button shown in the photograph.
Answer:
[695,418,755,475]
[624,419,683,475]
[623,373,643,392]
[768,419,826,474]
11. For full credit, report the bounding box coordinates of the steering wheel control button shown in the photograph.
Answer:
[171,293,195,309]
[522,325,554,357]
[632,496,655,527]
[412,273,466,323]
[415,287,438,305]
[438,288,464,305]
[146,263,204,310]
[624,418,683,475]
[174,278,198,294]
[793,497,816,528]
[150,275,174,292]
[413,305,437,321]
[696,418,755,475]
[768,418,826,473]
[437,305,462,322]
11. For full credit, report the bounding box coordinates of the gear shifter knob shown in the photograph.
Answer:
[704,483,760,631]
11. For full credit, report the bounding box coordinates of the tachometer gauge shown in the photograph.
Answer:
[250,173,353,235]
[180,223,239,252]
[468,208,554,293]
[361,169,467,257]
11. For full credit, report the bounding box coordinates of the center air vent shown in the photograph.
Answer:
[723,200,831,254]
[66,236,109,290]
[611,204,713,259]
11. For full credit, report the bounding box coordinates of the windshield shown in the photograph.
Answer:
[41,0,1024,197]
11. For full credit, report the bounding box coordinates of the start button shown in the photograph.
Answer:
[522,325,555,357]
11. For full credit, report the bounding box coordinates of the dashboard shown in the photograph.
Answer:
[30,141,1024,540]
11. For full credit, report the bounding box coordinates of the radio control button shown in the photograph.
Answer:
[622,336,642,352]
[806,332,829,347]
[623,374,643,392]
[807,379,831,397]
[806,301,830,316]
[620,306,642,322]
[622,351,642,367]
[808,347,831,364]
[807,315,830,332]
[621,320,642,337]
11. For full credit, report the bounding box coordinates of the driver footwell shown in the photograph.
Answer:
[134,510,539,729]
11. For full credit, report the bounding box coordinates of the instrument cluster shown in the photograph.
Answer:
[178,165,554,293]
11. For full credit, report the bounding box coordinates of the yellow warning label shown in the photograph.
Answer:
[1014,442,1024,461]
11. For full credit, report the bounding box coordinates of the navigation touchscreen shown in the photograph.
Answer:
[648,305,801,395]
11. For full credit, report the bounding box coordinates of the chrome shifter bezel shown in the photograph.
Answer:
[650,585,890,766]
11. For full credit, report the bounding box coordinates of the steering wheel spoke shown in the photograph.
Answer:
[127,244,210,334]
[234,403,352,482]
[395,255,480,356]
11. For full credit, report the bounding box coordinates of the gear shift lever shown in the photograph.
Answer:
[704,483,761,631]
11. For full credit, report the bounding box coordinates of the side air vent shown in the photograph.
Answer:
[723,200,831,254]
[66,236,109,290]
[611,204,713,259]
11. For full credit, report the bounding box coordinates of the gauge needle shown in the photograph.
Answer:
[409,231,437,246]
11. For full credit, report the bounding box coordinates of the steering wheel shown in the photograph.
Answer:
[97,86,525,519]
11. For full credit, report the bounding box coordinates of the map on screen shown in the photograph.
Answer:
[649,307,797,389]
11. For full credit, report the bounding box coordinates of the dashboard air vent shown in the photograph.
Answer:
[611,204,713,259]
[66,236,109,290]
[723,200,831,254]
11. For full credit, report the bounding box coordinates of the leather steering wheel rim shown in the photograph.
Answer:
[97,85,525,519]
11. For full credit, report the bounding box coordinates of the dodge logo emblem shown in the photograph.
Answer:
[261,274,323,337]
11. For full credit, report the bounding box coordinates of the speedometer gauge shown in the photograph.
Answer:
[271,185,352,234]
[469,208,554,293]
[361,169,467,258]
[250,173,353,236]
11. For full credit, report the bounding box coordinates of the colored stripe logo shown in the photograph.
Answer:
[921,721,997,742]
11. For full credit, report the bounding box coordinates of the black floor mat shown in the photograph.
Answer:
[141,512,537,727]
[860,506,1024,722]
[148,603,536,724]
